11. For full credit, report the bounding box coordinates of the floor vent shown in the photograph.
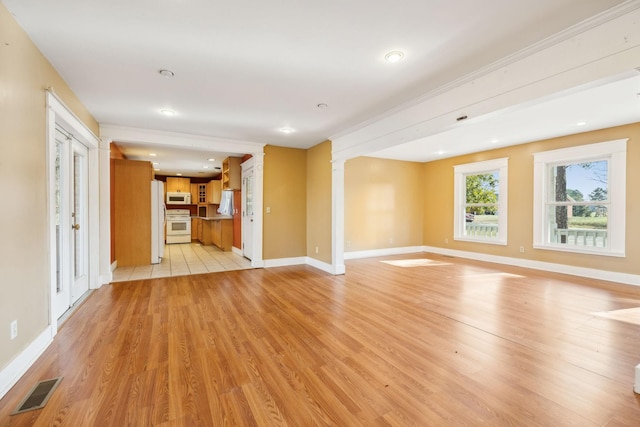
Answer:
[11,377,63,415]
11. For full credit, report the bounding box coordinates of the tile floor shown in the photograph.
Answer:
[112,242,253,282]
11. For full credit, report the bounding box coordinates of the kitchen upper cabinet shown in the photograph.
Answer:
[190,184,198,205]
[207,179,221,204]
[166,177,191,193]
[222,157,242,190]
[196,183,207,204]
[189,183,207,205]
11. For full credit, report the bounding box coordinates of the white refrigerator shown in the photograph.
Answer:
[151,180,166,263]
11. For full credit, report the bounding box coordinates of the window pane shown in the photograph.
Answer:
[466,172,499,204]
[547,205,608,248]
[551,160,607,203]
[465,208,499,238]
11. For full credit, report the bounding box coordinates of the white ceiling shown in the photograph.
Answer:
[3,0,638,175]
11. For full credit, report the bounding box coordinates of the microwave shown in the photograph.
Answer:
[166,191,191,205]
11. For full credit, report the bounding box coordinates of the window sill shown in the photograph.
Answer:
[454,237,507,246]
[532,244,625,258]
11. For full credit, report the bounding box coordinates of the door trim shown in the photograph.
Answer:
[241,155,264,268]
[46,90,101,333]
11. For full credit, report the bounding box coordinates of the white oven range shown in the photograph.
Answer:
[166,209,192,244]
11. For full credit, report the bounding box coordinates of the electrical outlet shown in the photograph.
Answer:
[315,246,319,254]
[10,320,17,340]
[519,246,525,253]
[445,238,449,244]
[266,207,271,214]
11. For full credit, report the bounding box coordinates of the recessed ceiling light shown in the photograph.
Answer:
[176,173,182,176]
[208,158,215,162]
[159,69,175,78]
[160,109,175,116]
[317,103,328,109]
[154,168,160,171]
[203,166,209,169]
[149,153,157,157]
[576,121,586,126]
[491,139,499,144]
[385,51,404,63]
[153,162,159,165]
[280,127,295,134]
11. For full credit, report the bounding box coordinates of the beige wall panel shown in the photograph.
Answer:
[263,145,307,259]
[0,3,98,370]
[306,141,333,264]
[423,122,640,275]
[345,157,424,251]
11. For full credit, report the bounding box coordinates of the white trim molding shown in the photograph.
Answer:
[100,124,265,154]
[345,246,424,260]
[453,157,508,245]
[532,139,627,257]
[423,245,640,287]
[263,257,308,268]
[331,159,346,275]
[46,90,104,334]
[0,327,54,400]
[331,5,640,161]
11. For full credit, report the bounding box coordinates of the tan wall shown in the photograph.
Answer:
[306,141,333,264]
[345,157,424,251]
[0,2,98,370]
[424,122,640,274]
[263,145,307,260]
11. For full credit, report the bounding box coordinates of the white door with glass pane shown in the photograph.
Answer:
[242,160,254,260]
[53,128,90,319]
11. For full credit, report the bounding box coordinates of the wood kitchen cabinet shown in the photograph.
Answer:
[166,177,191,192]
[200,219,213,245]
[191,217,200,240]
[190,184,198,205]
[222,157,242,190]
[216,219,233,251]
[196,183,207,204]
[199,218,232,251]
[207,179,221,204]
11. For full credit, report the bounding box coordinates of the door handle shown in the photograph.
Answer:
[73,223,80,231]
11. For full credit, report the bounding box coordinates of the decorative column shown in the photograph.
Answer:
[331,159,345,275]
[98,137,112,285]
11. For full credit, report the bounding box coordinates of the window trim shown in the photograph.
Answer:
[454,157,508,245]
[532,139,627,257]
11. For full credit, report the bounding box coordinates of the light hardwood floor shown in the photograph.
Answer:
[1,253,639,426]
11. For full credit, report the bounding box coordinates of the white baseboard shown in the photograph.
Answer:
[305,257,336,274]
[422,246,640,287]
[263,256,337,274]
[232,246,243,256]
[345,246,424,260]
[263,257,307,268]
[0,326,54,400]
[110,260,117,272]
[256,244,640,287]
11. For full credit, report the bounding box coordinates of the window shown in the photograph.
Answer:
[533,139,626,256]
[454,158,508,244]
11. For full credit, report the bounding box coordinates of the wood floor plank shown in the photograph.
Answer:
[1,253,640,426]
